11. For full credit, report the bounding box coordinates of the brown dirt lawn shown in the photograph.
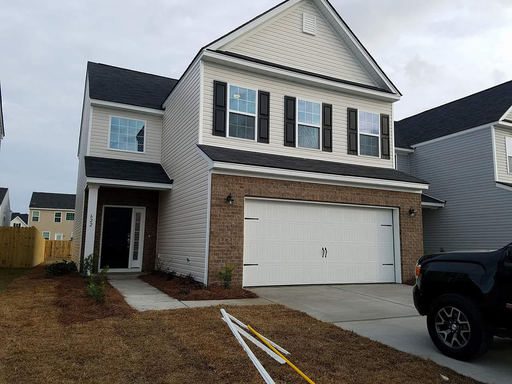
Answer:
[0,268,480,384]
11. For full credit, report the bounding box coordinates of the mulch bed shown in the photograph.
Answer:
[54,271,134,325]
[140,271,258,300]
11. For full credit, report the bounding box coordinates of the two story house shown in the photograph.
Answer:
[395,81,512,254]
[29,192,76,240]
[73,0,428,287]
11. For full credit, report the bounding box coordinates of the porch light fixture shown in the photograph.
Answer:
[409,208,417,217]
[225,193,235,205]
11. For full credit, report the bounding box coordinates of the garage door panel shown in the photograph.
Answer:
[243,199,397,287]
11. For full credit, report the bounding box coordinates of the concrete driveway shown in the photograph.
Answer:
[251,284,512,384]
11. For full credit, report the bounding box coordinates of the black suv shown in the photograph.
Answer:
[413,243,512,360]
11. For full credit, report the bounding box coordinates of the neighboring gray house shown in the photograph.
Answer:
[0,188,12,227]
[0,84,4,150]
[395,81,512,254]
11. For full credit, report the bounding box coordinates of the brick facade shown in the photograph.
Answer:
[93,187,159,272]
[208,174,423,287]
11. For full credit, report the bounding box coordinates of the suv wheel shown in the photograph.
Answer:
[427,294,492,360]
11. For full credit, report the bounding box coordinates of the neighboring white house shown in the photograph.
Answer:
[73,0,428,287]
[0,188,12,227]
[10,212,29,228]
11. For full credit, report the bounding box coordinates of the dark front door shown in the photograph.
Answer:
[100,207,132,269]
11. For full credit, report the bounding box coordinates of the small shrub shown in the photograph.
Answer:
[218,264,235,289]
[46,260,77,276]
[86,272,108,303]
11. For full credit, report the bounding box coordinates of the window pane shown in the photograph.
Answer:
[229,86,256,114]
[360,111,380,135]
[109,117,145,152]
[360,134,379,156]
[298,100,320,127]
[66,213,75,221]
[229,113,255,139]
[298,125,320,149]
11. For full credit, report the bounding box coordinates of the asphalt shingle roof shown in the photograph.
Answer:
[0,187,7,203]
[11,212,28,224]
[87,62,178,110]
[421,193,446,205]
[84,156,173,185]
[30,192,76,210]
[395,80,512,148]
[198,145,427,184]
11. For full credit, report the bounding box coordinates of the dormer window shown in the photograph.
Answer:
[109,117,145,153]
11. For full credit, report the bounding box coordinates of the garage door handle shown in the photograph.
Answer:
[244,263,259,266]
[325,247,328,258]
[321,247,325,258]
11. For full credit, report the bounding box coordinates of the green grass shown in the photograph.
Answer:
[0,268,29,292]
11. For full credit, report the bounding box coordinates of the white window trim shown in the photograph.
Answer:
[226,83,258,141]
[55,233,64,240]
[358,110,381,158]
[54,211,62,223]
[296,97,322,151]
[42,231,50,240]
[108,115,147,154]
[506,136,512,174]
[32,210,40,222]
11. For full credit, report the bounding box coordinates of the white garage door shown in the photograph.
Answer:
[243,199,398,287]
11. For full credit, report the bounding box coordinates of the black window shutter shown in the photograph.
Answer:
[322,103,333,152]
[213,81,227,137]
[284,96,296,147]
[347,108,358,155]
[258,91,270,143]
[380,114,390,159]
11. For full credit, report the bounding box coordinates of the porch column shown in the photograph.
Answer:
[83,185,99,264]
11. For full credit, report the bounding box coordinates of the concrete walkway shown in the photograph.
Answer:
[252,284,512,384]
[108,275,271,312]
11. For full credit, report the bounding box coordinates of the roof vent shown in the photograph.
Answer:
[302,13,316,35]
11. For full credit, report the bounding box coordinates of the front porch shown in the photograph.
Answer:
[81,156,173,272]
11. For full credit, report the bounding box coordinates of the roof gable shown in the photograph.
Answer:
[208,0,399,95]
[395,80,512,148]
[87,62,179,110]
[0,188,7,203]
[29,192,76,210]
[11,213,28,225]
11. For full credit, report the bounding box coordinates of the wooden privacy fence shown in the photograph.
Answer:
[44,240,72,261]
[0,227,73,268]
[0,227,46,268]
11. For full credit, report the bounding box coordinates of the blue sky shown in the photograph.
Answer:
[0,0,511,211]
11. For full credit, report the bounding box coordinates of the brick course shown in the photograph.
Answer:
[208,174,423,286]
[94,187,159,272]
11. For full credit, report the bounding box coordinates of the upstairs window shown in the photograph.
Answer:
[32,211,40,222]
[506,137,512,174]
[297,99,321,149]
[66,212,75,221]
[228,85,257,140]
[54,212,62,223]
[359,111,380,157]
[109,117,145,152]
[13,223,21,228]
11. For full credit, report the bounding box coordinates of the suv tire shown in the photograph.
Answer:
[427,294,492,361]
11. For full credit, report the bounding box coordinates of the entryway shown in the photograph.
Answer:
[99,206,145,271]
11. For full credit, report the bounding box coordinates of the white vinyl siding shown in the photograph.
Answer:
[223,0,379,87]
[158,60,210,283]
[494,126,512,183]
[202,61,394,169]
[88,106,162,163]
